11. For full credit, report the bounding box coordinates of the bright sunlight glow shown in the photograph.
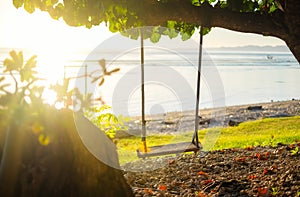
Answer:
[0,1,113,106]
[0,0,288,108]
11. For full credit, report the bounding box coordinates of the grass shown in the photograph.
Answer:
[117,116,300,164]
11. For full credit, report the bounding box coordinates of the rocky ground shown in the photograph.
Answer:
[122,100,300,196]
[117,100,300,138]
[124,143,300,197]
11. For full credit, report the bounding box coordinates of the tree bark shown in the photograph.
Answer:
[0,109,133,197]
[283,0,300,62]
[0,126,24,196]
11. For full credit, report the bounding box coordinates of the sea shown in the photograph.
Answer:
[0,44,299,117]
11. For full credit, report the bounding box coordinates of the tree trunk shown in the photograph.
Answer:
[0,109,133,197]
[284,0,300,63]
[286,39,300,63]
[0,125,25,196]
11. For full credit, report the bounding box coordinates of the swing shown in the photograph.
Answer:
[136,27,205,159]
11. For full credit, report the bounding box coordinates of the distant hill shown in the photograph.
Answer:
[207,45,291,52]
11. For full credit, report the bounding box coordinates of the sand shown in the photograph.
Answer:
[117,99,300,137]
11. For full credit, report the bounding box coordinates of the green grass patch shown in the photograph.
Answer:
[117,116,300,164]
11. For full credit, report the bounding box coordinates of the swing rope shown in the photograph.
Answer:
[138,26,204,155]
[140,31,147,152]
[192,26,204,147]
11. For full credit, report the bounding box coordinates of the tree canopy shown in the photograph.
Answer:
[12,0,300,62]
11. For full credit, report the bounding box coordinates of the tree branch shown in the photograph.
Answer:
[133,0,287,40]
[9,71,18,95]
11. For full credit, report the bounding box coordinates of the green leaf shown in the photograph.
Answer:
[269,3,277,13]
[3,51,24,72]
[99,105,111,112]
[201,27,211,35]
[110,115,118,124]
[3,59,16,72]
[150,32,161,43]
[24,55,37,69]
[109,22,118,33]
[20,68,37,82]
[49,3,63,19]
[166,21,176,29]
[17,51,24,66]
[24,0,35,13]
[181,32,192,41]
[11,50,24,71]
[291,146,299,156]
[207,0,218,4]
[86,21,92,29]
[163,28,178,39]
[121,28,140,40]
[45,0,58,7]
[191,0,201,6]
[13,0,24,8]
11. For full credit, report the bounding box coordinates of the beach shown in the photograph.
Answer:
[118,99,300,138]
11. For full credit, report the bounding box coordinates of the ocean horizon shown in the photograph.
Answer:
[0,46,299,116]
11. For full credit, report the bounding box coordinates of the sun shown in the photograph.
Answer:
[1,1,113,106]
[35,48,69,82]
[42,88,57,106]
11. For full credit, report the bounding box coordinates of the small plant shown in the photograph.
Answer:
[0,50,43,108]
[0,50,47,142]
[290,146,299,156]
[85,105,128,139]
[271,187,279,196]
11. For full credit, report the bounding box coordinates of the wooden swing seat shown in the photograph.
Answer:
[136,142,201,159]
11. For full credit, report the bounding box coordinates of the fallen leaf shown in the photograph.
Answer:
[197,171,208,176]
[255,153,261,159]
[287,144,296,150]
[248,175,257,180]
[271,165,277,170]
[168,160,175,165]
[144,188,153,194]
[246,145,253,150]
[197,191,207,197]
[257,187,269,196]
[158,185,167,191]
[210,189,216,194]
[263,168,269,175]
[235,157,246,162]
[201,179,213,185]
[255,153,268,160]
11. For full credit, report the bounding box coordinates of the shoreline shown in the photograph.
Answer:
[119,99,300,137]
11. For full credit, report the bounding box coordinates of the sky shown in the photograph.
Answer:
[1,0,286,51]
